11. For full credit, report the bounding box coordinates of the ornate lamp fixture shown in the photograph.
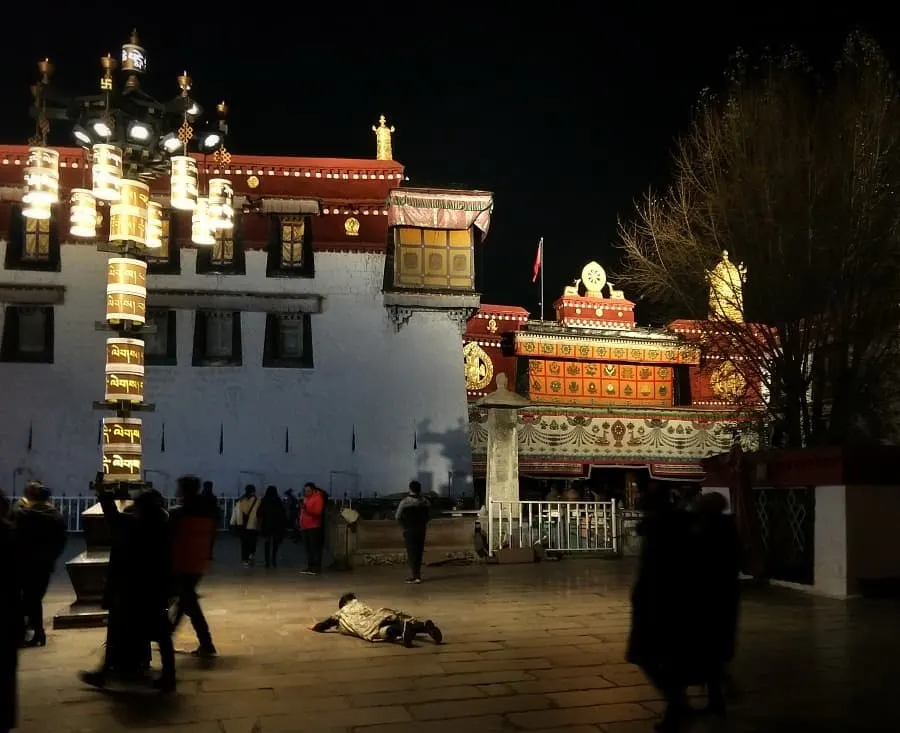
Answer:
[21,30,235,492]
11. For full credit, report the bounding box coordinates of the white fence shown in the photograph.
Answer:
[488,500,619,555]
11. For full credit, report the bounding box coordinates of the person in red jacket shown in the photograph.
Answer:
[168,476,217,657]
[299,482,326,575]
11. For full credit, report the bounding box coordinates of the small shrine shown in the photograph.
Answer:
[553,261,636,330]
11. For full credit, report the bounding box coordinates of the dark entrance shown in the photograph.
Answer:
[752,486,816,585]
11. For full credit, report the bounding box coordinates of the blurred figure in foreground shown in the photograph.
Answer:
[310,592,443,647]
[1,491,24,733]
[169,475,217,658]
[626,483,693,732]
[11,481,67,648]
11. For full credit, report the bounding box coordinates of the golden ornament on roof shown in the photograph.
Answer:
[710,360,747,402]
[372,115,395,161]
[463,341,494,391]
[707,250,747,323]
[580,262,607,297]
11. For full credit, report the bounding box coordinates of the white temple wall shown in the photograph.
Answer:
[0,243,472,497]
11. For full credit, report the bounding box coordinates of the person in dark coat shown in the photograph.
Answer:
[1,491,24,733]
[688,491,741,716]
[626,484,694,732]
[258,485,287,569]
[169,475,217,658]
[80,487,176,693]
[11,481,67,647]
[200,480,220,560]
[395,480,431,584]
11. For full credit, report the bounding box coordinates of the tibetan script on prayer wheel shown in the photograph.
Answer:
[104,372,144,403]
[105,337,144,368]
[106,258,147,325]
[102,449,142,483]
[102,417,143,453]
[109,178,150,246]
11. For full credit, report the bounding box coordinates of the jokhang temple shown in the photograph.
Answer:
[465,257,764,492]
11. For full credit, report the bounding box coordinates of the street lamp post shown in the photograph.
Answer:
[22,31,234,629]
[22,30,233,498]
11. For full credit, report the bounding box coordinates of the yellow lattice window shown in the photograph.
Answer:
[145,214,170,262]
[211,229,234,266]
[280,218,305,268]
[394,227,473,289]
[24,218,51,260]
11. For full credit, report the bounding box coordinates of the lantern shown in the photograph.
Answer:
[146,201,163,249]
[21,198,52,221]
[191,196,215,245]
[22,147,60,214]
[70,189,97,238]
[207,178,234,230]
[106,257,147,326]
[170,155,198,211]
[91,144,123,202]
[109,179,149,246]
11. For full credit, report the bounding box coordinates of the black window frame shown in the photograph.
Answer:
[262,312,314,369]
[144,308,178,366]
[192,309,243,367]
[266,214,314,278]
[3,204,62,272]
[0,305,55,363]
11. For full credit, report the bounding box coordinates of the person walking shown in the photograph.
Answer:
[258,485,287,569]
[1,491,24,733]
[11,481,66,647]
[395,480,430,584]
[200,480,219,560]
[168,475,217,658]
[233,485,260,567]
[299,482,326,575]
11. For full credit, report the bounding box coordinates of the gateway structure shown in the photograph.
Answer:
[0,125,492,497]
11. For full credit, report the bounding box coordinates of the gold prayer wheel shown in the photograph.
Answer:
[69,189,97,238]
[105,337,144,368]
[102,417,143,452]
[101,448,143,483]
[191,196,215,245]
[146,201,163,249]
[207,178,234,230]
[170,155,199,211]
[106,257,147,325]
[109,179,149,246]
[23,146,60,210]
[104,371,145,403]
[91,144,123,202]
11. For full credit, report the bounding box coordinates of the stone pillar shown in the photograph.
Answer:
[486,407,520,506]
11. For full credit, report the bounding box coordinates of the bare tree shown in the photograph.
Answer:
[616,33,900,448]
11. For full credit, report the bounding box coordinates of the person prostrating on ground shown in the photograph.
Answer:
[395,480,430,584]
[310,592,443,647]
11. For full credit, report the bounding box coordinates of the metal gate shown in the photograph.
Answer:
[753,487,815,585]
[488,500,618,555]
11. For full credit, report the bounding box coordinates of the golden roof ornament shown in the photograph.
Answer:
[706,250,747,323]
[372,115,395,160]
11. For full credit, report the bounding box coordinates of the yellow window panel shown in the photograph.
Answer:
[397,227,422,245]
[448,229,471,247]
[423,229,447,246]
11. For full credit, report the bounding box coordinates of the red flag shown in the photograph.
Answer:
[532,237,543,283]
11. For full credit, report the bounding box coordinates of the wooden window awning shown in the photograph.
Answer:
[0,284,65,305]
[148,288,323,313]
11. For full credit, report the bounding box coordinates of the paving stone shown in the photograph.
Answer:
[407,692,552,720]
[510,675,616,695]
[547,685,662,708]
[508,702,658,729]
[348,684,484,708]
[352,715,508,733]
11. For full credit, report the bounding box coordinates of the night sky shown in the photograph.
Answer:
[1,5,896,319]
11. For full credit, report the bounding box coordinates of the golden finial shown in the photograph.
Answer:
[37,58,53,85]
[706,250,748,322]
[372,115,395,161]
[177,71,192,96]
[100,54,116,91]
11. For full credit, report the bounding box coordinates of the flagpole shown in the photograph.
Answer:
[539,236,545,321]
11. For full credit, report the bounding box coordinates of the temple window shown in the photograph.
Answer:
[3,205,61,271]
[196,213,245,275]
[192,310,242,366]
[146,211,181,274]
[267,215,314,278]
[392,226,474,290]
[263,312,314,368]
[0,305,55,363]
[144,308,177,366]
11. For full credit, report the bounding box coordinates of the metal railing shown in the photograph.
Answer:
[488,500,619,555]
[6,495,352,533]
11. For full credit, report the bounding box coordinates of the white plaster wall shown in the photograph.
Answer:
[0,242,473,498]
[812,484,848,598]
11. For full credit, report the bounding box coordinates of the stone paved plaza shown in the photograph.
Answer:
[16,537,900,733]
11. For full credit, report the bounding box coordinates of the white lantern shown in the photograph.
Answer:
[207,178,234,230]
[22,146,60,213]
[146,201,163,249]
[170,155,198,211]
[22,197,52,221]
[191,197,215,245]
[109,179,150,246]
[92,144,123,202]
[70,189,97,238]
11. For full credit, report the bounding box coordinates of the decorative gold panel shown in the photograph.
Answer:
[24,217,51,260]
[393,226,474,290]
[281,218,305,268]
